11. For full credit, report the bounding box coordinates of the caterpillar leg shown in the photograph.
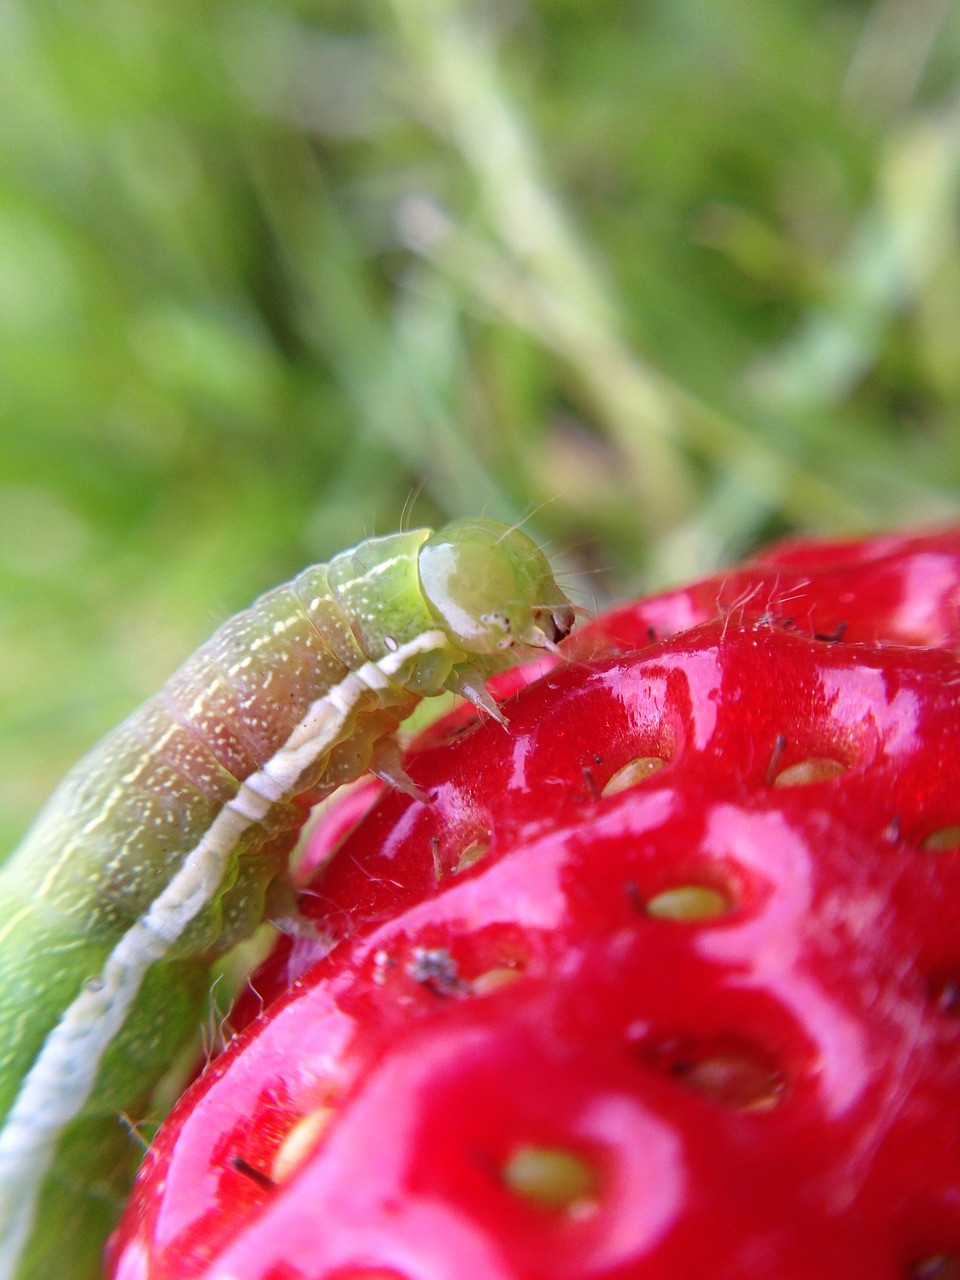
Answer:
[368,736,430,803]
[451,669,509,728]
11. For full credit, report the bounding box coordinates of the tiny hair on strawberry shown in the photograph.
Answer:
[109,527,960,1280]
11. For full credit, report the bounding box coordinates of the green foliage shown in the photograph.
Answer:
[2,0,960,852]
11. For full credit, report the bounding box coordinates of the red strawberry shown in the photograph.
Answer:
[109,528,960,1280]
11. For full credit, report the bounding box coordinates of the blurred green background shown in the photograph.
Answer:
[3,0,960,852]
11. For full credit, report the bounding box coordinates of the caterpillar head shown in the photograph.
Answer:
[417,518,576,659]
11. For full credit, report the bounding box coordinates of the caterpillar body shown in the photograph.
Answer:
[0,519,574,1280]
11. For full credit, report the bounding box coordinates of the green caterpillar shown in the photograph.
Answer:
[0,519,575,1280]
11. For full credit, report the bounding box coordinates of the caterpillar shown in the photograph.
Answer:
[0,518,575,1280]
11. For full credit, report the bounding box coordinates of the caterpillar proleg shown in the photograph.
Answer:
[0,519,574,1280]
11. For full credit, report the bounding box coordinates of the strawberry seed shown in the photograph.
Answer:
[646,885,728,920]
[454,840,490,873]
[670,1052,785,1111]
[501,1144,596,1211]
[920,826,960,852]
[471,967,523,995]
[272,1108,335,1184]
[602,757,667,797]
[772,757,846,787]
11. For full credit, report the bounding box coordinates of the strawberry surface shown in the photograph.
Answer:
[109,529,960,1280]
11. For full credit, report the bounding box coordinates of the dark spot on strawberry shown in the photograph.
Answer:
[926,971,960,1016]
[909,1256,960,1280]
[405,947,467,997]
[229,1156,276,1192]
[428,834,442,881]
[814,622,849,643]
[623,879,644,913]
[765,733,788,783]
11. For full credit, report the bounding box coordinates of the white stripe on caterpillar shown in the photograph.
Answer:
[0,520,575,1280]
[0,631,447,1275]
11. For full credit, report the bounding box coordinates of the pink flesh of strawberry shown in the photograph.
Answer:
[109,529,960,1280]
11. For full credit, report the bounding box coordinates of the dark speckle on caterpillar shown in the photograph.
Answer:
[0,518,575,1280]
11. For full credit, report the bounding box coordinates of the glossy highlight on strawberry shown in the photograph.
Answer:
[109,528,960,1280]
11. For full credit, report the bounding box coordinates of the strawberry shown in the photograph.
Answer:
[109,528,960,1280]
